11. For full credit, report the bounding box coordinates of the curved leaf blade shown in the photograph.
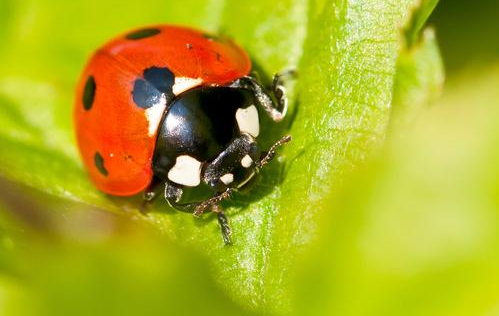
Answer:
[0,0,442,314]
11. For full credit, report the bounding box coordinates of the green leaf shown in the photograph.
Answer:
[390,27,444,131]
[0,217,254,316]
[0,0,441,314]
[390,0,445,130]
[294,64,499,316]
[404,0,439,48]
[0,180,253,316]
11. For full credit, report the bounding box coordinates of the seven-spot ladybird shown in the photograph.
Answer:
[74,25,291,244]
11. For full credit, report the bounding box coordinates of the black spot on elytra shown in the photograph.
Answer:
[186,43,193,50]
[132,67,175,109]
[94,152,108,176]
[82,76,96,110]
[126,28,161,40]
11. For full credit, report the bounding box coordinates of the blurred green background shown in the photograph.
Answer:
[0,0,498,315]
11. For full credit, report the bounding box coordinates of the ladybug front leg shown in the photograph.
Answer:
[229,70,295,123]
[212,205,232,245]
[163,181,199,211]
[165,181,233,245]
[140,177,164,213]
[192,190,234,245]
[142,176,164,202]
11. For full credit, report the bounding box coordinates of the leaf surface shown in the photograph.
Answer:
[0,0,441,313]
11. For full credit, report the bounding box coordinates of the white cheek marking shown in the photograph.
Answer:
[220,173,234,185]
[172,77,203,95]
[241,154,253,168]
[145,94,167,137]
[167,155,202,187]
[236,105,260,137]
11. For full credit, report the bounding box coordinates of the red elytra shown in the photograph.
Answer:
[74,25,251,196]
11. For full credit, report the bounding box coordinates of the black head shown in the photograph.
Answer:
[202,133,261,192]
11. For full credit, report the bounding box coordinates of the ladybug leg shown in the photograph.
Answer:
[193,189,234,217]
[164,184,233,245]
[164,182,198,211]
[140,177,164,213]
[270,69,296,118]
[164,181,183,205]
[193,191,234,245]
[143,176,163,202]
[212,204,232,245]
[229,71,294,123]
[256,134,292,169]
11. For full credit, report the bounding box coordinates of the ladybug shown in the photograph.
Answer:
[74,25,291,244]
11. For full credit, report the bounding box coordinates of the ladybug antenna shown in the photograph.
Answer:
[256,135,292,169]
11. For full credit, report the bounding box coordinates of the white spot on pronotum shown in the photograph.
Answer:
[172,77,203,95]
[145,94,167,136]
[220,173,234,185]
[241,154,253,168]
[236,105,259,137]
[167,155,202,187]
